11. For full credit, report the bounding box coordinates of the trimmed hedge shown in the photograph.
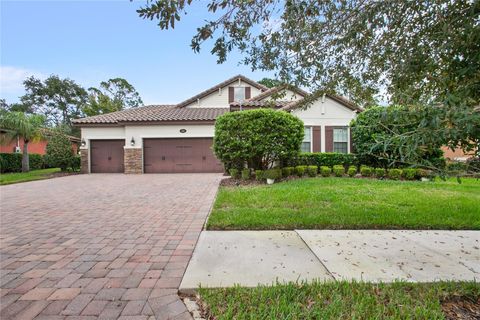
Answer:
[332,165,345,177]
[0,153,46,173]
[403,168,417,180]
[360,166,373,177]
[229,168,240,179]
[265,168,282,180]
[306,165,318,177]
[320,166,331,177]
[388,168,403,180]
[282,167,294,177]
[285,152,357,168]
[295,165,306,177]
[241,168,251,180]
[255,170,264,181]
[374,168,386,178]
[347,166,357,177]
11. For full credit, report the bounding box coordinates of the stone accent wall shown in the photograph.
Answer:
[124,148,143,174]
[80,149,89,174]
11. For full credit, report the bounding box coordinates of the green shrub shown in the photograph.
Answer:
[70,155,81,172]
[229,168,240,179]
[374,168,386,178]
[306,165,318,177]
[45,132,75,171]
[360,166,373,177]
[467,157,480,173]
[295,165,306,176]
[29,154,45,170]
[286,152,357,168]
[403,168,417,180]
[447,161,468,174]
[320,166,331,177]
[264,168,282,180]
[0,153,46,173]
[255,170,264,181]
[347,166,357,177]
[388,168,403,180]
[214,109,304,170]
[282,167,294,177]
[332,165,345,177]
[415,168,429,179]
[241,168,251,180]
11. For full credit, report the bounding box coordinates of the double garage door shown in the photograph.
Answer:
[90,138,223,173]
[144,138,223,173]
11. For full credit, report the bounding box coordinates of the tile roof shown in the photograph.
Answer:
[176,75,269,108]
[72,105,228,125]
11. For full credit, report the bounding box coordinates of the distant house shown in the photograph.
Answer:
[73,75,362,174]
[0,129,80,155]
[441,146,476,162]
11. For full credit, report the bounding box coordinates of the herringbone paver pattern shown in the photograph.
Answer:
[0,174,221,319]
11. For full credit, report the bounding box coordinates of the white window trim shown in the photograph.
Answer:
[302,126,313,153]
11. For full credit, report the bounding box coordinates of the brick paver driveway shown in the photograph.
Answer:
[0,173,222,320]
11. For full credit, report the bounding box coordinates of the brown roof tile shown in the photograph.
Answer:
[72,105,228,125]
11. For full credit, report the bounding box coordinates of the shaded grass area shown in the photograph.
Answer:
[199,281,480,320]
[207,177,480,230]
[0,168,62,185]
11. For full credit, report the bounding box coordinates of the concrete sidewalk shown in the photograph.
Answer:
[179,230,479,293]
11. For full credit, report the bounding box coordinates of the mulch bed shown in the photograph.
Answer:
[441,296,480,320]
[220,175,302,187]
[48,171,80,179]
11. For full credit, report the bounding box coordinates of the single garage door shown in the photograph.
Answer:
[144,138,223,173]
[90,140,125,173]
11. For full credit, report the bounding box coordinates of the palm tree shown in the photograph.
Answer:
[0,112,46,172]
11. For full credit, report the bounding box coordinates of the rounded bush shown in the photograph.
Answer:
[265,168,282,180]
[229,168,240,179]
[320,166,331,177]
[214,109,304,170]
[347,166,357,177]
[374,168,386,178]
[388,168,403,180]
[360,165,373,177]
[295,165,306,176]
[44,132,75,171]
[255,170,264,181]
[332,165,345,177]
[282,167,294,177]
[403,168,417,180]
[241,168,251,180]
[306,165,318,177]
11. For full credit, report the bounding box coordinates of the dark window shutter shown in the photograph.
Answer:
[312,126,321,152]
[325,126,334,152]
[245,87,251,99]
[228,87,234,102]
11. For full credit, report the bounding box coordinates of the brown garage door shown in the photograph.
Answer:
[90,140,125,173]
[144,138,223,173]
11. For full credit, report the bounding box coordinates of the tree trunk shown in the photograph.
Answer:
[22,140,30,172]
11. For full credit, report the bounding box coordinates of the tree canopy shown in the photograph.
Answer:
[138,0,480,166]
[83,78,143,116]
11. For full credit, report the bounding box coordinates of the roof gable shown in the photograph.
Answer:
[177,75,268,108]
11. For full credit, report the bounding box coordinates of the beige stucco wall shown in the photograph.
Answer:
[259,89,304,102]
[185,80,263,108]
[292,97,357,152]
[80,126,126,149]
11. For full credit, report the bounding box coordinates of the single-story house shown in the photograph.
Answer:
[73,75,362,174]
[0,129,80,155]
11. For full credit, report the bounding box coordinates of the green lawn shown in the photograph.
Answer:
[199,281,479,320]
[0,168,61,185]
[207,177,480,230]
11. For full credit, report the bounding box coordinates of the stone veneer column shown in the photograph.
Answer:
[124,148,143,174]
[80,148,89,174]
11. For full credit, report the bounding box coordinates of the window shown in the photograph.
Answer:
[234,87,245,101]
[333,128,348,153]
[301,127,311,152]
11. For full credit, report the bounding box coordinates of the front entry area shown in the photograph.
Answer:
[90,139,125,173]
[143,138,223,173]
